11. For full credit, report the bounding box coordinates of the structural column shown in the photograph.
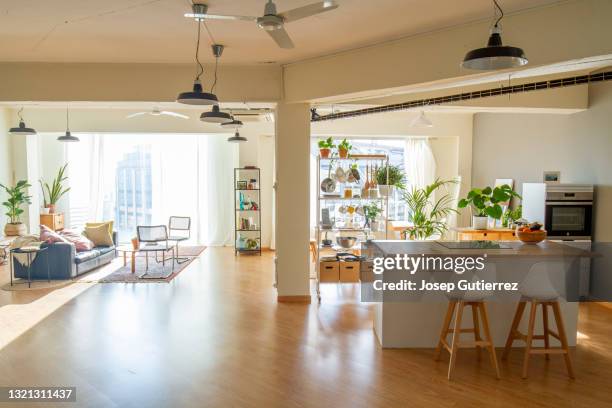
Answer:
[274,102,311,301]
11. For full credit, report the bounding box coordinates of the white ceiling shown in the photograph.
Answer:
[0,0,563,64]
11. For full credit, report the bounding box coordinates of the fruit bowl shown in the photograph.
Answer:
[516,229,547,244]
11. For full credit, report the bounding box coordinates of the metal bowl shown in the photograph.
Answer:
[336,236,358,249]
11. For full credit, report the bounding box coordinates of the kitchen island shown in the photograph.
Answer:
[365,240,592,348]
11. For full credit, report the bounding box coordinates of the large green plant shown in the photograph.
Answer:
[402,178,458,240]
[0,180,32,224]
[40,163,70,207]
[375,164,406,189]
[458,184,521,219]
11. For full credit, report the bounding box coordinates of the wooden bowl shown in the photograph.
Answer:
[516,229,547,244]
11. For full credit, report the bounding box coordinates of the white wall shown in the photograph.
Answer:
[472,81,612,241]
[0,109,14,228]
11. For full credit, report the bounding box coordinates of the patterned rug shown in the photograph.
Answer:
[98,246,206,283]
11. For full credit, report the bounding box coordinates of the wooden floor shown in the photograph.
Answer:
[1,247,611,407]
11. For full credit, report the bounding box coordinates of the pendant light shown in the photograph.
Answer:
[227,130,247,143]
[462,0,528,70]
[9,108,37,135]
[410,111,433,128]
[57,106,79,142]
[200,44,233,124]
[221,117,244,129]
[177,20,219,105]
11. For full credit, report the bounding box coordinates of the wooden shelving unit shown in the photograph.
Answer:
[234,167,262,256]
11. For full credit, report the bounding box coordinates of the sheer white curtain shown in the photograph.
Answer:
[404,137,436,190]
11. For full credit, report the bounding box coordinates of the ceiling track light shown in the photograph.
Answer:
[177,19,219,105]
[227,130,247,143]
[57,106,80,142]
[462,0,528,70]
[9,108,37,135]
[200,44,233,124]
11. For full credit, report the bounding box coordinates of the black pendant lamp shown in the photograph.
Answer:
[221,117,244,129]
[462,0,528,70]
[57,106,79,142]
[200,44,233,124]
[9,108,37,135]
[227,130,247,143]
[177,21,219,105]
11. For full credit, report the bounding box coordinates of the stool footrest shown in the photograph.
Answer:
[529,347,568,355]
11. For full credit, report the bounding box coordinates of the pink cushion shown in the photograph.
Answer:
[40,225,69,245]
[59,229,94,252]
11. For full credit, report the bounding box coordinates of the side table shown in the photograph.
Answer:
[10,246,50,288]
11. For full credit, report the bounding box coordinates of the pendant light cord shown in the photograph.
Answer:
[66,106,70,132]
[17,107,24,121]
[194,21,204,81]
[211,54,219,93]
[493,0,504,28]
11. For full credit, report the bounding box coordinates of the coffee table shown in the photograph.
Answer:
[116,246,139,274]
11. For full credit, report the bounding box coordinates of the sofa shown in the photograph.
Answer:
[13,232,118,280]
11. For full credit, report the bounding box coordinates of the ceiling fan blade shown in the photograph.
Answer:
[278,1,338,23]
[184,13,257,22]
[161,111,189,119]
[126,112,147,119]
[266,27,294,49]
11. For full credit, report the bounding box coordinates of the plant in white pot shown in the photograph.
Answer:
[402,178,458,240]
[40,163,70,214]
[375,164,406,197]
[364,202,382,232]
[1,180,32,236]
[458,185,520,230]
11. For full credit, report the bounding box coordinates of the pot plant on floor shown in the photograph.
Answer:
[1,180,32,236]
[318,137,335,159]
[337,138,352,159]
[375,164,406,196]
[40,163,70,214]
[402,178,458,240]
[458,184,521,230]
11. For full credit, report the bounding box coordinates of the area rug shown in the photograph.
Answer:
[98,246,206,283]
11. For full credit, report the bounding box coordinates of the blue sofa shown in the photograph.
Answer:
[13,232,118,280]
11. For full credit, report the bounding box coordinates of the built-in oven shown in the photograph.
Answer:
[545,185,594,240]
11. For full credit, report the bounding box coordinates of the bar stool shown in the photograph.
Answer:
[501,261,574,379]
[434,266,500,380]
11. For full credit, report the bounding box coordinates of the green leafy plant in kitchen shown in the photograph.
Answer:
[402,178,458,240]
[374,164,406,190]
[458,184,521,219]
[1,180,32,224]
[318,137,335,158]
[364,202,382,222]
[502,205,523,227]
[337,138,352,158]
[40,163,70,213]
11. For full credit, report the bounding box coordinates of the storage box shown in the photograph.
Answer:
[319,261,339,282]
[339,261,360,282]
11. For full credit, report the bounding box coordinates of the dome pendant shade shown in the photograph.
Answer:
[9,120,37,135]
[200,105,233,124]
[177,80,219,105]
[57,130,80,142]
[462,28,528,70]
[221,118,244,129]
[227,131,247,143]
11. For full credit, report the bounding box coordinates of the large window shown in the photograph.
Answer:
[67,133,237,245]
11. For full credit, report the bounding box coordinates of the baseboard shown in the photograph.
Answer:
[277,295,311,303]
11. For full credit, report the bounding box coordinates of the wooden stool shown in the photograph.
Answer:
[434,300,500,380]
[502,300,574,379]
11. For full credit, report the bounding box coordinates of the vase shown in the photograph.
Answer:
[338,148,348,158]
[4,223,27,236]
[378,185,394,197]
[319,148,330,159]
[48,204,56,214]
[41,207,50,215]
[472,216,488,230]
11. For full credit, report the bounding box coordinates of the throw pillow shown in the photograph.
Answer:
[40,225,69,245]
[85,221,114,237]
[84,223,114,247]
[60,229,94,252]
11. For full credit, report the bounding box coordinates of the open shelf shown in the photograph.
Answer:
[235,167,262,256]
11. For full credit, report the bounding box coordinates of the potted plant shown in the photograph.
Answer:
[502,205,522,228]
[375,164,406,196]
[364,202,382,231]
[40,163,70,214]
[318,137,335,159]
[337,138,352,159]
[1,180,32,236]
[402,179,458,240]
[458,184,521,230]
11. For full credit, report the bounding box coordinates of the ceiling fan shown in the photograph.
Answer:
[126,108,189,119]
[185,0,339,49]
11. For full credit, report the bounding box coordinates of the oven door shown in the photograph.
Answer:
[545,202,593,239]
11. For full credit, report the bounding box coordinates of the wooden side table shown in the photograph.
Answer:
[117,246,138,274]
[40,213,65,231]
